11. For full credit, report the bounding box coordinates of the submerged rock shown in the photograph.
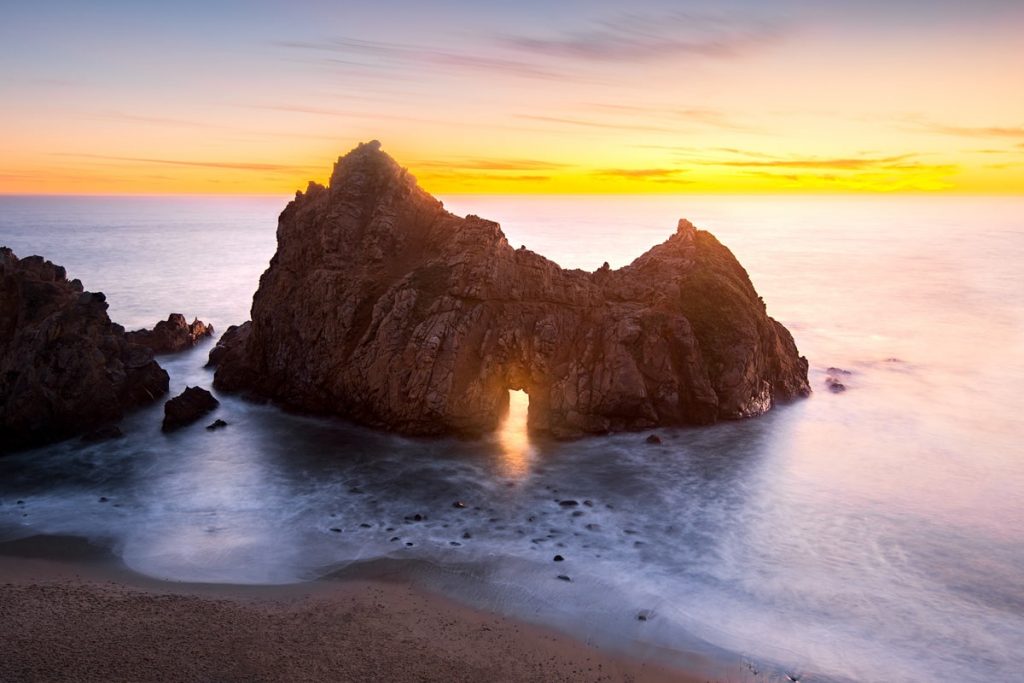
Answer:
[126,313,213,354]
[0,248,169,453]
[162,386,219,432]
[825,377,847,393]
[213,141,810,438]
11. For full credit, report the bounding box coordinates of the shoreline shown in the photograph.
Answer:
[0,534,716,682]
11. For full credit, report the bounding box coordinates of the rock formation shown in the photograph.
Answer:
[212,141,809,438]
[0,248,169,452]
[162,386,219,432]
[126,313,213,354]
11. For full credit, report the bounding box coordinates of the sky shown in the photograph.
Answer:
[1,0,1022,194]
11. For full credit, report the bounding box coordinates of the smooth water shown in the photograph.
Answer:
[1,194,1022,682]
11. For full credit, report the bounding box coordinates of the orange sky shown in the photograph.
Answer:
[2,1,1022,195]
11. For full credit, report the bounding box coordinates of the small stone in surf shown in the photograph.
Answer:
[553,555,564,562]
[645,434,662,444]
[557,574,572,582]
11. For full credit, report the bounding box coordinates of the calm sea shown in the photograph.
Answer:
[1,194,1022,682]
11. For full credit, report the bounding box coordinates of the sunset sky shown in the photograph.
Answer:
[2,0,1022,195]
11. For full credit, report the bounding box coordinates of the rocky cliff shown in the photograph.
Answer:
[0,248,169,452]
[213,141,809,437]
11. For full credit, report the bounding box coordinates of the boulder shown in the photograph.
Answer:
[162,386,219,432]
[127,313,213,354]
[213,141,810,438]
[0,248,169,453]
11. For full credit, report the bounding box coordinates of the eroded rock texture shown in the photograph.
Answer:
[127,313,213,354]
[213,141,809,437]
[0,248,169,452]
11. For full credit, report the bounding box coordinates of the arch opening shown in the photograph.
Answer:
[496,389,531,478]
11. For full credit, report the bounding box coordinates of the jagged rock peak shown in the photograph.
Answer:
[212,142,810,438]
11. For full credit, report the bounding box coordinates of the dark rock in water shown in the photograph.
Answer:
[452,501,466,509]
[826,366,852,375]
[825,376,847,393]
[645,434,662,444]
[329,527,342,533]
[0,248,169,453]
[559,500,579,507]
[162,386,219,432]
[557,574,572,582]
[98,497,108,503]
[553,554,564,562]
[126,313,213,355]
[205,418,228,430]
[212,141,810,438]
[81,425,124,442]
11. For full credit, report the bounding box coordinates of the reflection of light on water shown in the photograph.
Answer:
[497,390,532,478]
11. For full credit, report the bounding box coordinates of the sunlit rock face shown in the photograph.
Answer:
[0,248,169,452]
[213,141,810,438]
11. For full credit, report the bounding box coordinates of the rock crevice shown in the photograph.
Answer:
[213,141,810,437]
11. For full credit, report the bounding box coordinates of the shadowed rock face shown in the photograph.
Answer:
[0,248,169,452]
[162,386,219,432]
[213,141,809,438]
[126,313,213,355]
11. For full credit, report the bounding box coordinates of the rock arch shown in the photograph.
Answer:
[211,141,809,438]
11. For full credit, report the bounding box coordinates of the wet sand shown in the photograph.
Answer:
[0,537,707,682]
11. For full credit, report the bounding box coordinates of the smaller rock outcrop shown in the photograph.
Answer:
[824,367,851,393]
[162,386,219,432]
[127,314,213,354]
[1,248,169,453]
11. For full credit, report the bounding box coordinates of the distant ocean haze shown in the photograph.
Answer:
[1,193,1022,683]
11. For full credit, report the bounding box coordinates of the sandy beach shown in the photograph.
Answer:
[0,538,705,683]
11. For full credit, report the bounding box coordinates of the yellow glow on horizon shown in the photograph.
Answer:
[3,147,1021,196]
[3,4,1022,196]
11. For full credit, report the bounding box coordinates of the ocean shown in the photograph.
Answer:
[1,194,1022,682]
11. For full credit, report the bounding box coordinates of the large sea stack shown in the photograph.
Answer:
[213,141,809,438]
[0,248,169,452]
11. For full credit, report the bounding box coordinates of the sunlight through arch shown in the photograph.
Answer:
[496,389,532,479]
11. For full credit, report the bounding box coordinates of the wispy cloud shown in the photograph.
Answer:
[902,118,1024,139]
[500,12,785,63]
[277,38,565,81]
[704,154,920,170]
[590,104,756,132]
[515,114,676,133]
[593,167,687,179]
[51,153,315,173]
[411,158,567,171]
